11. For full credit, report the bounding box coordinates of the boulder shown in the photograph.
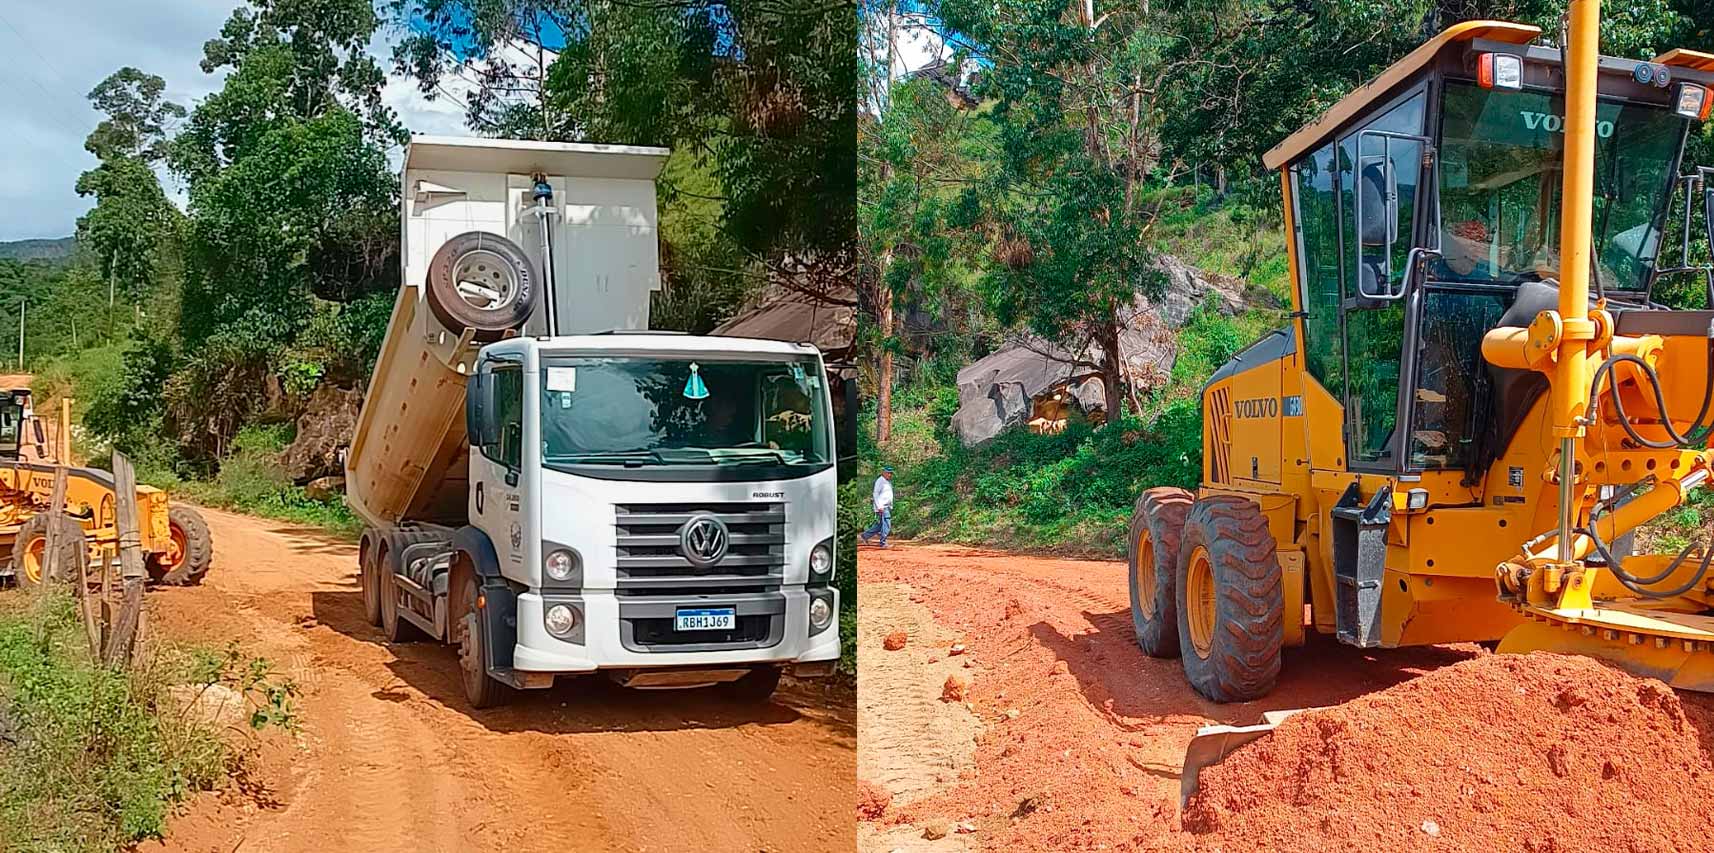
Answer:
[946,255,1246,447]
[279,384,362,484]
[304,476,346,503]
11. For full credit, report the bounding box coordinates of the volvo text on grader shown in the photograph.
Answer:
[1128,14,1714,703]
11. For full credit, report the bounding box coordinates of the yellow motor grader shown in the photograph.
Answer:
[1129,11,1714,708]
[0,389,211,588]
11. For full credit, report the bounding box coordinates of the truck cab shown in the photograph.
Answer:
[463,334,840,684]
[346,136,849,708]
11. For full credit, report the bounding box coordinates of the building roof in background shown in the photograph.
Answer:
[710,285,856,363]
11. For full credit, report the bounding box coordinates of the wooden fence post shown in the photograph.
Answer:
[103,452,146,666]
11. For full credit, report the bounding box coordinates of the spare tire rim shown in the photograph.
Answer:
[1186,545,1216,660]
[450,248,521,312]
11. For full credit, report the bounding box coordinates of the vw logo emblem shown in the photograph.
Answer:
[679,513,729,567]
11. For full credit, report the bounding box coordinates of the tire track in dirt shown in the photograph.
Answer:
[145,507,855,853]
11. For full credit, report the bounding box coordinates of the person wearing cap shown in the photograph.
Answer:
[861,467,894,548]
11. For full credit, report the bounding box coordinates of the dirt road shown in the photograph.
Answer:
[856,542,1482,852]
[143,507,855,853]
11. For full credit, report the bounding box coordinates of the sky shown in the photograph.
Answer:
[0,1,471,241]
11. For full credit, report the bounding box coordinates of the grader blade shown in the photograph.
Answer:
[1179,707,1320,807]
[1498,607,1714,693]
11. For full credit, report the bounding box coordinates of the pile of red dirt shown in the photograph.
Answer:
[1183,652,1714,852]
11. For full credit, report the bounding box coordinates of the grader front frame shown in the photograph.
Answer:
[0,390,211,588]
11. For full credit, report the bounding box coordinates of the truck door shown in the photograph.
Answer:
[472,360,528,574]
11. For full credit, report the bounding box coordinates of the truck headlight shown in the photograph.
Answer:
[810,540,833,580]
[809,595,833,630]
[545,548,578,583]
[545,603,579,637]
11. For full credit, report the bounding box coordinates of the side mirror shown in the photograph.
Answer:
[466,372,495,446]
[1357,159,1394,250]
[501,422,523,484]
[836,372,859,484]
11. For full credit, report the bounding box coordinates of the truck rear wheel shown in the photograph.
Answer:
[1175,495,1283,703]
[13,513,85,590]
[425,231,537,339]
[456,575,513,709]
[379,547,425,643]
[1128,487,1194,657]
[157,506,212,586]
[718,665,782,703]
[359,536,382,627]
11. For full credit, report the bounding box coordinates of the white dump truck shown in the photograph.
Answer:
[347,137,851,707]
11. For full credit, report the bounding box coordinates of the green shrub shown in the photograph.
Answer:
[0,593,296,851]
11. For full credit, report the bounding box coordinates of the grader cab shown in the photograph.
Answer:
[1129,17,1714,706]
[0,389,212,588]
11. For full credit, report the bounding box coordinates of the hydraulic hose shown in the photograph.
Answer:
[1583,506,1714,598]
[1583,339,1714,450]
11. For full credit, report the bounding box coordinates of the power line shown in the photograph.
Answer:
[0,9,99,143]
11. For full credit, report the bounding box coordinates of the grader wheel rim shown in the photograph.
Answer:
[1186,545,1216,660]
[20,535,44,585]
[159,524,189,569]
[1135,531,1157,619]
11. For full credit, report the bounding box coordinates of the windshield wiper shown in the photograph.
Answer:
[719,450,789,465]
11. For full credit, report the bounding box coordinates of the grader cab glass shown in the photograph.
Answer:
[1287,48,1704,475]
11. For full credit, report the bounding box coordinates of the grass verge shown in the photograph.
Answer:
[0,591,296,852]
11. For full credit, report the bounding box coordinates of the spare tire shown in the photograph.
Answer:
[425,231,538,340]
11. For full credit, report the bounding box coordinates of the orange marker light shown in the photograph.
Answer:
[1674,83,1712,121]
[1478,52,1523,91]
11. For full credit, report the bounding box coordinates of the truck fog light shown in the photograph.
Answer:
[545,549,576,582]
[545,603,579,637]
[809,596,832,629]
[810,542,833,579]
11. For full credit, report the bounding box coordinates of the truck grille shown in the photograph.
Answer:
[613,502,786,593]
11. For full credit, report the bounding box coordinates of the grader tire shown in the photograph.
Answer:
[13,513,86,590]
[1128,487,1194,657]
[158,506,213,586]
[1175,495,1283,703]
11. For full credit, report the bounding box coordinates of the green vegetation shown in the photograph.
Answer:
[0,593,296,852]
[859,1,1713,553]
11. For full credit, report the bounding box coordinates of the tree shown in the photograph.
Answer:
[160,0,404,459]
[75,68,185,331]
[84,67,187,163]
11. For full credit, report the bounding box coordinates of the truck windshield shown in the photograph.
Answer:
[539,355,831,469]
[1433,82,1685,291]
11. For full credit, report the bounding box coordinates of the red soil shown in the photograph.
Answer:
[857,780,892,821]
[1182,652,1714,852]
[862,544,1714,853]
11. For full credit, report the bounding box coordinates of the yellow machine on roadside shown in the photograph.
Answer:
[0,389,212,588]
[1130,11,1714,702]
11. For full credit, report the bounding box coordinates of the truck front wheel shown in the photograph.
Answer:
[156,506,212,586]
[456,575,513,709]
[718,665,782,703]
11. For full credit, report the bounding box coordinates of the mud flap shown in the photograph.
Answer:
[479,579,524,687]
[1180,707,1320,808]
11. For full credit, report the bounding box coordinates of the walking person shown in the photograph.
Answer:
[861,467,894,548]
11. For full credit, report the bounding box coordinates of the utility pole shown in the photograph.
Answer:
[17,300,23,371]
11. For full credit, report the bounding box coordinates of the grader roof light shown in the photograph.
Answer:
[1674,83,1712,121]
[1477,52,1523,90]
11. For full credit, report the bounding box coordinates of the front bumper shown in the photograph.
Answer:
[512,587,840,672]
